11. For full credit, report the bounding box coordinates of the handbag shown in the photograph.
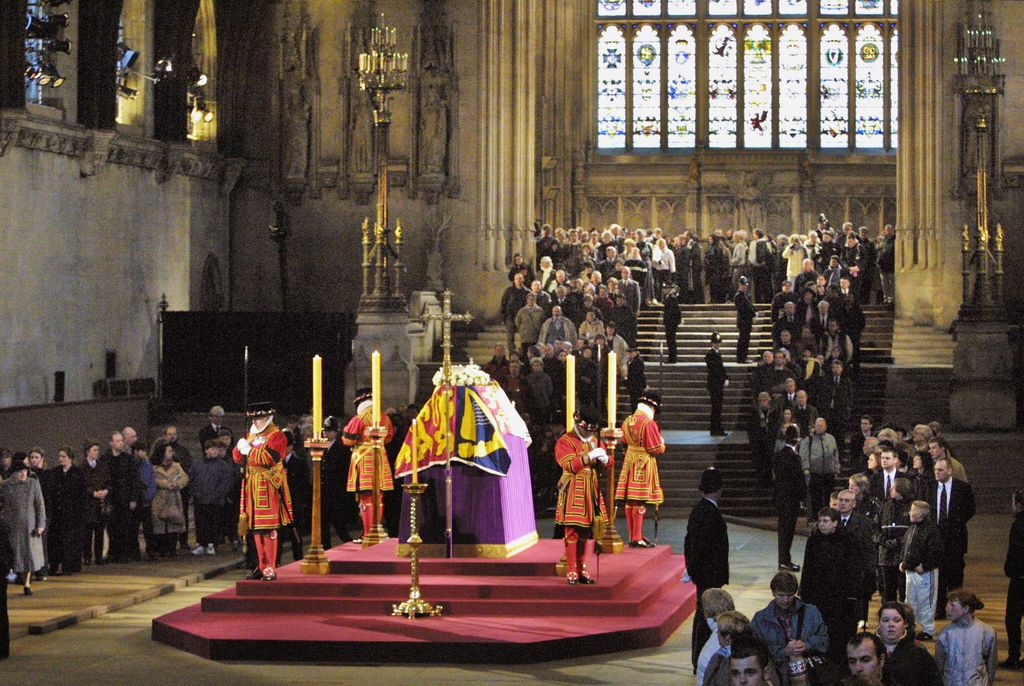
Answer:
[794,605,842,686]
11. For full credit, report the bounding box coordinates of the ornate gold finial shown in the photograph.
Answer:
[979,222,990,246]
[394,219,403,244]
[962,224,971,252]
[374,221,385,244]
[361,217,371,244]
[976,114,988,131]
[995,223,1004,251]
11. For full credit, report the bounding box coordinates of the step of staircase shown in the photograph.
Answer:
[891,320,955,366]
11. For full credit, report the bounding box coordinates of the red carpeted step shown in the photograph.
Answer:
[153,539,698,663]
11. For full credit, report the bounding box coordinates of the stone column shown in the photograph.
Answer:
[461,0,540,316]
[894,0,963,328]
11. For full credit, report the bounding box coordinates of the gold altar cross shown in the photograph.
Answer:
[421,289,473,385]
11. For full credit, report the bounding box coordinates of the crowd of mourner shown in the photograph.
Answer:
[1,218,1020,683]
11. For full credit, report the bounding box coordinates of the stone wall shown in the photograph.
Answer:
[0,117,229,407]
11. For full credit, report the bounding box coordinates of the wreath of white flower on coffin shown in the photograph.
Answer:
[432,359,491,387]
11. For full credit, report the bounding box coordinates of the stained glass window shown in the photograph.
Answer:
[890,28,898,147]
[708,24,737,147]
[779,0,808,13]
[820,0,849,15]
[745,0,772,16]
[708,0,738,16]
[633,0,661,17]
[779,24,807,148]
[820,23,848,148]
[598,0,627,17]
[855,23,884,147]
[632,24,662,148]
[743,24,772,147]
[855,0,884,14]
[667,0,696,15]
[597,25,627,148]
[593,1,895,152]
[668,24,697,147]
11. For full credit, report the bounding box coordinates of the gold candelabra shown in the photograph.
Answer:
[391,481,443,618]
[960,115,1007,315]
[361,425,390,547]
[358,14,409,312]
[300,438,331,574]
[598,428,625,554]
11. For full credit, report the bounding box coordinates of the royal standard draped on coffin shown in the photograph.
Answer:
[394,383,538,557]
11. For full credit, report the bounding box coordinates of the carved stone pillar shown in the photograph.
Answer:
[464,0,539,315]
[894,0,963,328]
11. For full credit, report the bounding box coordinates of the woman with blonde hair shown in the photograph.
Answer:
[783,234,806,282]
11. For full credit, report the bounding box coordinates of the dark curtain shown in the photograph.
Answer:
[215,0,272,156]
[0,0,27,109]
[153,0,201,141]
[77,0,123,129]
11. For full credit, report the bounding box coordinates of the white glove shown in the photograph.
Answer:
[588,447,609,465]
[236,438,252,456]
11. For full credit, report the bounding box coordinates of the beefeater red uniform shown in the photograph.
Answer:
[233,420,293,579]
[615,405,665,546]
[342,405,394,538]
[555,430,609,584]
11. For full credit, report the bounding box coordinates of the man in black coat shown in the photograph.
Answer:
[626,347,646,411]
[662,285,681,364]
[320,417,355,547]
[773,425,806,571]
[501,272,530,353]
[0,517,11,659]
[197,405,233,454]
[748,392,775,486]
[683,467,729,672]
[733,276,757,363]
[837,488,879,627]
[104,431,140,562]
[705,333,729,436]
[1003,489,1024,670]
[820,359,852,443]
[800,507,861,663]
[925,456,976,618]
[281,429,310,562]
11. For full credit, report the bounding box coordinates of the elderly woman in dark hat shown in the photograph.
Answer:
[0,460,46,595]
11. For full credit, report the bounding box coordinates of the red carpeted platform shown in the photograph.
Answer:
[152,540,696,663]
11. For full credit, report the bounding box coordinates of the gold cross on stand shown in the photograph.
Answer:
[420,289,473,385]
[418,289,472,557]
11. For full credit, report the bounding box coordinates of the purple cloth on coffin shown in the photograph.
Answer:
[398,433,536,551]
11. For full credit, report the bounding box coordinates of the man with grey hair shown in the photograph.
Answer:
[800,417,840,516]
[198,406,231,454]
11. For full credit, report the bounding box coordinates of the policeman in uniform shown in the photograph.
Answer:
[554,406,609,585]
[733,275,757,363]
[705,332,729,436]
[615,390,665,548]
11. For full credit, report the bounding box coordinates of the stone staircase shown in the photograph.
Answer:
[636,303,895,365]
[654,441,773,517]
[890,319,955,366]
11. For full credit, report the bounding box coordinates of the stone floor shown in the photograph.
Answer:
[1,515,1019,686]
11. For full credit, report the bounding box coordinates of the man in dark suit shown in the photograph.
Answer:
[836,488,879,627]
[662,285,681,364]
[734,276,757,363]
[773,425,806,571]
[748,392,775,486]
[320,416,355,547]
[792,390,817,441]
[684,467,729,672]
[772,301,801,349]
[1003,489,1024,670]
[281,429,310,561]
[820,359,852,442]
[850,416,875,473]
[771,280,799,322]
[705,333,729,436]
[926,456,976,618]
[197,405,233,454]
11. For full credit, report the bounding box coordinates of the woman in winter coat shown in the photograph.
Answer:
[151,444,189,557]
[0,463,46,595]
[782,235,806,282]
[47,447,86,575]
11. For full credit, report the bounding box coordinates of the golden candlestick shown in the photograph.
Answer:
[391,481,443,618]
[312,355,323,441]
[362,425,390,547]
[598,427,625,554]
[300,438,331,574]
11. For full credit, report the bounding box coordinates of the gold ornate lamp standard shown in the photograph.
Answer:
[302,355,330,574]
[392,420,443,618]
[598,351,624,555]
[358,15,409,313]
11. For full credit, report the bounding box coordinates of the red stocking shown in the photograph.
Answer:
[252,535,266,570]
[265,531,279,572]
[564,530,580,581]
[636,505,647,541]
[359,494,374,536]
[624,505,637,542]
